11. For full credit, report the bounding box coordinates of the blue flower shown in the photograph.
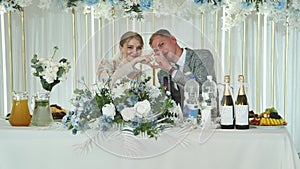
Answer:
[62,115,69,124]
[116,103,125,112]
[160,125,166,131]
[99,115,113,131]
[76,121,88,130]
[242,2,252,9]
[127,95,138,106]
[130,116,142,128]
[140,0,153,10]
[100,115,113,123]
[194,0,207,5]
[276,0,286,10]
[61,111,75,128]
[132,88,139,94]
[130,79,137,84]
[99,122,112,131]
[84,0,99,6]
[72,128,78,135]
[70,115,80,126]
[108,0,118,6]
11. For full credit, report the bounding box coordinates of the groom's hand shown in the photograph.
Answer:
[152,51,172,72]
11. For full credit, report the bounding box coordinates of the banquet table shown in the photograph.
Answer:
[0,119,299,169]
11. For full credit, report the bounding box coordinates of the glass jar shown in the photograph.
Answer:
[30,91,53,126]
[9,91,31,126]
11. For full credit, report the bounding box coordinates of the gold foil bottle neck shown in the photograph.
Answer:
[238,75,244,83]
[224,75,231,96]
[224,75,230,83]
[238,75,246,95]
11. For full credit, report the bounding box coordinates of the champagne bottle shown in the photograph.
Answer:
[220,75,234,129]
[235,75,249,129]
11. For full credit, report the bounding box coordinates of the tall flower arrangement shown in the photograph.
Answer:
[31,46,71,92]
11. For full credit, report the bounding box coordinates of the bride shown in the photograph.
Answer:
[97,31,152,85]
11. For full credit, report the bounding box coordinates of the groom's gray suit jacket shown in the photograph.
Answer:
[157,48,216,105]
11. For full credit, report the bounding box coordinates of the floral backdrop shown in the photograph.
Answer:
[1,0,300,30]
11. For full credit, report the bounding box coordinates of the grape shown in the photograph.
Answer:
[270,112,281,119]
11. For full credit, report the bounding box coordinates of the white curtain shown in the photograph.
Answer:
[0,2,299,153]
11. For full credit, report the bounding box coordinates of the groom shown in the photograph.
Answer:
[149,29,216,106]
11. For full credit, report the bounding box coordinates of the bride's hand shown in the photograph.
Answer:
[131,55,154,67]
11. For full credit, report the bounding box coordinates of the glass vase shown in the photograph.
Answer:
[30,91,53,126]
[9,91,31,126]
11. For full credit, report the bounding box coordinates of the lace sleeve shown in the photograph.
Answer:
[111,60,139,85]
[97,59,116,83]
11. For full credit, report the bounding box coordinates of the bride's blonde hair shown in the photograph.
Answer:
[119,31,144,48]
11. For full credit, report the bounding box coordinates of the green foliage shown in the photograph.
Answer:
[265,107,277,113]
[94,89,113,111]
[40,78,60,92]
[134,121,158,139]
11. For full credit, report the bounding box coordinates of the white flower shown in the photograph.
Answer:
[120,107,136,121]
[38,0,52,9]
[134,100,151,118]
[149,87,160,99]
[37,58,48,64]
[94,1,115,20]
[102,103,116,118]
[124,0,134,6]
[18,0,32,7]
[41,66,58,83]
[169,102,183,120]
[112,82,130,98]
[31,68,37,74]
[59,61,70,70]
[0,5,6,13]
[43,76,54,84]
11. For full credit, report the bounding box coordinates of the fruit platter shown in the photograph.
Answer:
[249,107,287,129]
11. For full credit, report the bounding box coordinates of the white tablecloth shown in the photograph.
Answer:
[0,120,299,169]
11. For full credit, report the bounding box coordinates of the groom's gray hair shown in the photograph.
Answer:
[149,29,172,46]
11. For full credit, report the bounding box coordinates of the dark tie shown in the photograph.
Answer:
[170,64,181,105]
[170,77,181,105]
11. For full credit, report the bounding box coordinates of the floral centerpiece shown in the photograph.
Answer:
[31,46,71,92]
[62,75,181,139]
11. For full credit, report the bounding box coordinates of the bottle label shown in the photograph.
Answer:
[183,103,198,118]
[235,105,249,125]
[220,106,234,125]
